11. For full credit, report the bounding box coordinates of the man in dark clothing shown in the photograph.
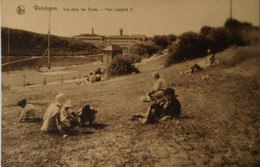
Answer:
[132,88,181,124]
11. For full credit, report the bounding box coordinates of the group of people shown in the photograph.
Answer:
[18,71,182,138]
[134,72,181,123]
[18,93,97,138]
[77,68,102,85]
[185,49,216,75]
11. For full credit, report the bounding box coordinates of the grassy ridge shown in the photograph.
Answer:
[2,44,259,166]
[1,27,99,57]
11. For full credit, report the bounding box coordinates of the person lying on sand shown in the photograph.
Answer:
[185,49,215,75]
[41,93,79,138]
[140,72,167,102]
[133,88,181,124]
[18,99,42,122]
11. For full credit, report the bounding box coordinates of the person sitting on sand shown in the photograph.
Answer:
[140,72,167,102]
[89,71,96,83]
[76,104,98,126]
[188,49,215,74]
[18,99,42,122]
[133,88,181,124]
[41,93,79,138]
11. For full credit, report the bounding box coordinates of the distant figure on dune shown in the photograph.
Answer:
[89,71,96,83]
[132,88,181,123]
[140,71,167,102]
[18,99,42,122]
[41,93,79,138]
[87,71,101,83]
[187,49,216,74]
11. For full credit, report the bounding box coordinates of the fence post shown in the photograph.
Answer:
[79,74,81,79]
[23,75,26,87]
[61,75,63,83]
[43,78,46,85]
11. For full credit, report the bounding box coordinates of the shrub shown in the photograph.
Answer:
[129,41,160,60]
[152,34,177,49]
[166,32,208,66]
[107,55,139,77]
[166,18,257,66]
[224,18,252,28]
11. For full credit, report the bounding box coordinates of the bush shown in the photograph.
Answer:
[224,18,252,28]
[166,32,208,66]
[129,41,160,61]
[165,18,257,66]
[152,34,177,49]
[107,55,139,77]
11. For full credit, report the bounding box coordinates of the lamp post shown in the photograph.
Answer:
[7,28,10,76]
[230,0,232,19]
[48,10,51,69]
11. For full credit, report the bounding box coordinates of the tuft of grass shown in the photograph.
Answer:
[217,45,259,67]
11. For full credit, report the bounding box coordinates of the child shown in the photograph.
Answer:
[18,99,42,122]
[77,104,97,126]
[41,93,79,138]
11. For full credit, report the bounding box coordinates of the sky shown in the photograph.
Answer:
[1,0,259,37]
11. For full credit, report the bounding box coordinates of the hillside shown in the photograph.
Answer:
[1,27,99,57]
[1,44,259,166]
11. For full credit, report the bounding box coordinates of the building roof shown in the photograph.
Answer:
[103,45,122,51]
[76,36,104,40]
[106,35,145,40]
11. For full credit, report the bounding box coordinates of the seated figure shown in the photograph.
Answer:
[133,88,181,123]
[189,49,215,73]
[140,71,167,102]
[18,99,42,122]
[41,93,79,138]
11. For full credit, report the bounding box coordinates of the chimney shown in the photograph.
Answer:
[120,28,123,36]
[92,28,94,35]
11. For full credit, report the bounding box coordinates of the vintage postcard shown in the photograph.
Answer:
[1,0,259,166]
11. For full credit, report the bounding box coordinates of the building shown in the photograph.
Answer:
[74,28,146,48]
[105,35,146,48]
[74,34,105,45]
[102,45,122,64]
[105,29,146,49]
[74,28,105,45]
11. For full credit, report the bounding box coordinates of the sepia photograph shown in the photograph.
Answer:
[1,0,259,166]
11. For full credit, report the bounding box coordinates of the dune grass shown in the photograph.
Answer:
[1,45,259,166]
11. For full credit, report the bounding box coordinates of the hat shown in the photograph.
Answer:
[152,71,159,78]
[164,88,178,97]
[55,93,72,107]
[17,99,27,107]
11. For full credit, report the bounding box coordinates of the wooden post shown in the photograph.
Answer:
[23,75,26,87]
[61,75,63,83]
[230,0,232,19]
[43,78,46,85]
[7,28,10,76]
[48,10,51,69]
[79,74,81,79]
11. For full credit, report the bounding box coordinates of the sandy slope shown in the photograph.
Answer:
[2,45,259,167]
